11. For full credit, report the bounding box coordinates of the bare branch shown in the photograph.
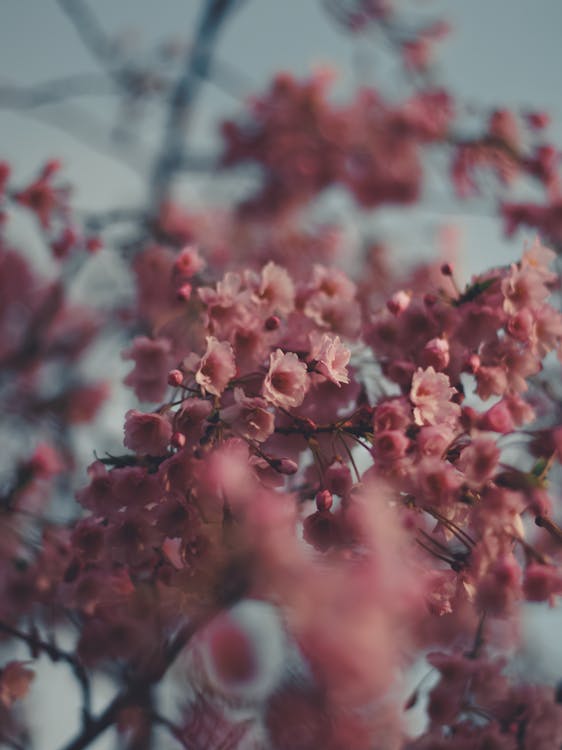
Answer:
[149,0,246,211]
[0,621,92,722]
[57,0,124,87]
[57,614,210,750]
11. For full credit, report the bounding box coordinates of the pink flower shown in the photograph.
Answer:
[123,410,172,456]
[195,336,236,397]
[457,437,500,488]
[113,467,161,509]
[421,337,450,370]
[416,425,454,458]
[309,332,350,386]
[387,289,411,316]
[373,430,410,465]
[524,563,562,602]
[262,349,309,408]
[220,388,275,442]
[76,461,116,516]
[173,245,205,279]
[174,398,213,444]
[123,336,173,403]
[521,237,557,282]
[373,398,411,433]
[303,265,361,336]
[533,304,562,357]
[476,554,521,615]
[0,662,35,708]
[475,365,509,400]
[410,366,460,428]
[416,457,463,507]
[501,262,549,315]
[253,261,295,315]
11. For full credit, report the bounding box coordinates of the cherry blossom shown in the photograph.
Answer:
[2,4,562,749]
[410,366,461,428]
[195,336,237,397]
[262,349,309,408]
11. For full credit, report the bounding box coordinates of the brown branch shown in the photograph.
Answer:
[57,615,209,750]
[60,692,126,750]
[535,515,562,544]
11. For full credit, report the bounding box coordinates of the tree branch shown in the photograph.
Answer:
[0,621,92,722]
[57,0,124,88]
[57,615,209,750]
[149,0,246,211]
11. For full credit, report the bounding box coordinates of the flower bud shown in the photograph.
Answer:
[272,458,298,475]
[315,489,333,512]
[171,431,186,449]
[176,283,192,301]
[167,369,184,387]
[387,290,411,316]
[264,315,281,331]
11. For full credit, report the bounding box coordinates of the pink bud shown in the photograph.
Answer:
[315,490,333,511]
[272,458,298,475]
[167,369,184,387]
[264,315,281,331]
[387,290,411,316]
[422,337,450,370]
[526,111,550,130]
[86,236,103,253]
[465,353,481,374]
[171,431,186,449]
[176,283,192,301]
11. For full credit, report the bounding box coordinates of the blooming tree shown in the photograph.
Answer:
[2,1,562,749]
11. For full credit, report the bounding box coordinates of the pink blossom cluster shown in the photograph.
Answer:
[221,72,453,215]
[64,232,562,746]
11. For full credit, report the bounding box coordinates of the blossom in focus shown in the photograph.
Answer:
[309,332,350,386]
[410,366,460,428]
[262,349,309,408]
[196,336,237,397]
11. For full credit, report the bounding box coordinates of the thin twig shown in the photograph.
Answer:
[0,621,92,722]
[535,515,562,544]
[57,0,124,87]
[58,615,209,750]
[338,432,361,483]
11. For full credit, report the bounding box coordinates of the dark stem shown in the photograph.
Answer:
[0,621,92,721]
[57,615,209,750]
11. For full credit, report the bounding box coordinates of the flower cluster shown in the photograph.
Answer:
[221,72,453,216]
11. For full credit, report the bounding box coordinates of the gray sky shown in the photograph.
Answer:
[2,1,562,209]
